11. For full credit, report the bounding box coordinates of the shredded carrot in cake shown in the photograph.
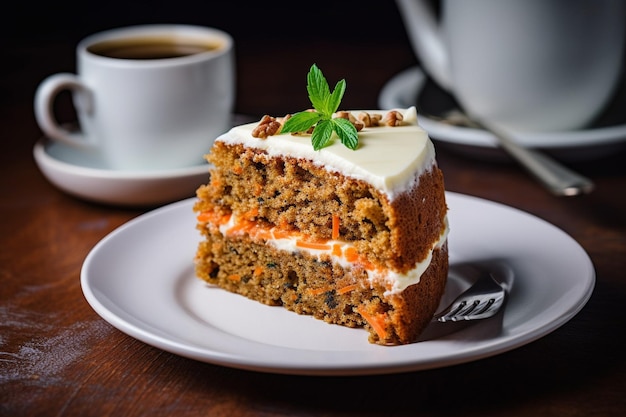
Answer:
[232,164,243,175]
[272,229,291,239]
[197,211,231,225]
[254,229,273,240]
[332,215,340,240]
[243,207,259,219]
[357,305,389,341]
[307,286,331,296]
[296,240,331,251]
[253,266,264,277]
[228,274,241,282]
[360,259,376,271]
[337,284,358,295]
[228,220,254,235]
[340,247,376,270]
[344,247,359,262]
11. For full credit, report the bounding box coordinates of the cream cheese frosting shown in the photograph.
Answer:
[216,107,436,199]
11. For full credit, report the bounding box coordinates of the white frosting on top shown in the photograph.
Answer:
[216,107,436,199]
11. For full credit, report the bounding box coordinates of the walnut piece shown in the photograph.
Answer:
[334,111,365,131]
[251,109,405,140]
[251,115,283,138]
[382,110,404,127]
[357,112,382,127]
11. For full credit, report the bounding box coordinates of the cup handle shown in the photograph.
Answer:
[395,0,452,90]
[34,73,95,149]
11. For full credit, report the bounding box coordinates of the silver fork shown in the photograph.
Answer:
[433,269,509,322]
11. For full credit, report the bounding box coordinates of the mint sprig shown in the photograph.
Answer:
[280,64,358,151]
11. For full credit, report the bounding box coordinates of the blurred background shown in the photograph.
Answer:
[3,0,429,118]
[5,0,624,153]
[5,0,416,43]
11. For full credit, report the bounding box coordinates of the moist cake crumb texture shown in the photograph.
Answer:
[193,108,449,345]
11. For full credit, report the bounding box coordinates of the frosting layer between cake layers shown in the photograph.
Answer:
[215,212,448,296]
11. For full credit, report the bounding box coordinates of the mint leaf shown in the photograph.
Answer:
[327,79,346,115]
[307,64,330,113]
[332,118,359,150]
[311,119,334,150]
[281,111,321,134]
[281,64,359,150]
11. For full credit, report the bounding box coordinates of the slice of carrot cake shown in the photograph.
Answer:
[193,65,448,345]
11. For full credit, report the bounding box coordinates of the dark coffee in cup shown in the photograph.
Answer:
[35,25,235,171]
[87,36,223,60]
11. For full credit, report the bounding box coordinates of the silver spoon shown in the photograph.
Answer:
[441,110,594,197]
[418,80,595,197]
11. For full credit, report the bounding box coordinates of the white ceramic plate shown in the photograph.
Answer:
[378,67,626,160]
[33,115,257,207]
[81,192,595,376]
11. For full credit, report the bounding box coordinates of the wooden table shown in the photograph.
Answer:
[3,29,626,417]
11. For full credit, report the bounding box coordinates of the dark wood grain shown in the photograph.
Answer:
[2,19,626,417]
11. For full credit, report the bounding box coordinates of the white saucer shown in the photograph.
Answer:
[378,67,626,160]
[81,193,595,376]
[33,138,210,207]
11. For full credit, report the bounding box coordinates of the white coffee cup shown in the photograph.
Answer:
[35,24,235,171]
[396,0,626,132]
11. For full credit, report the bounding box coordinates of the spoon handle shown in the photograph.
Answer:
[478,119,595,197]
